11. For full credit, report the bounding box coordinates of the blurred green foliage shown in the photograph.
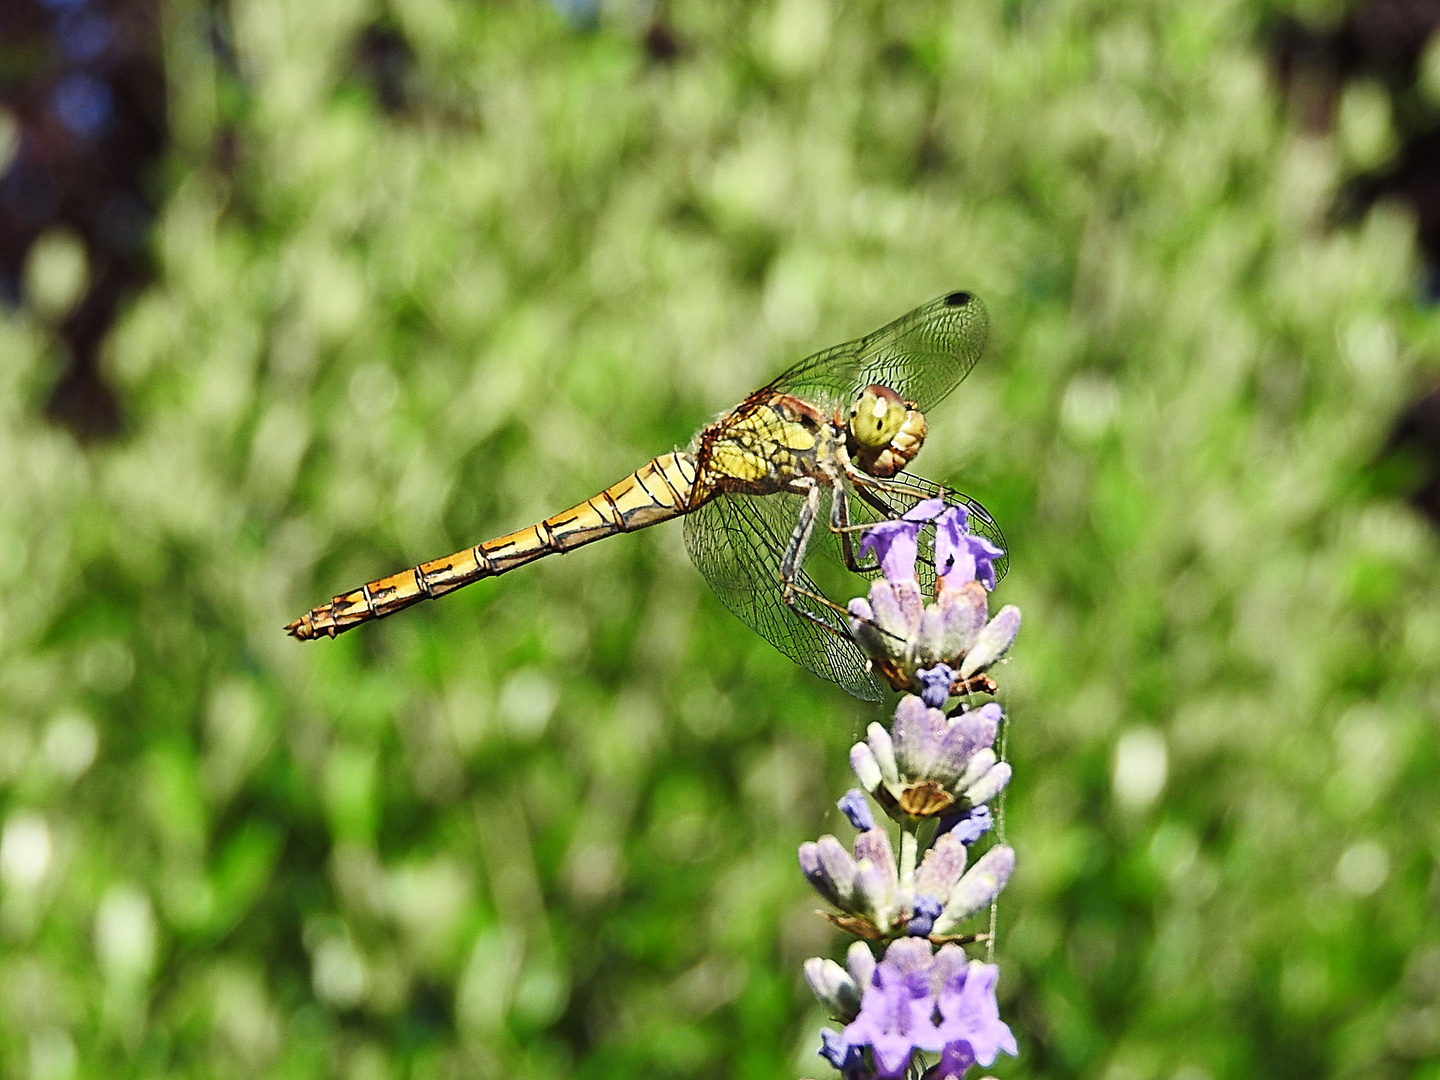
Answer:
[3,0,1440,1077]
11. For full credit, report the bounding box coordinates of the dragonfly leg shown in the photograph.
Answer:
[779,483,821,596]
[776,484,853,638]
[854,483,905,522]
[779,483,907,646]
[782,578,910,650]
[829,484,879,574]
[834,473,958,574]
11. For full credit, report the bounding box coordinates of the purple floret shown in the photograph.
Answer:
[842,955,943,1078]
[934,960,1018,1068]
[838,789,876,832]
[819,1029,870,1079]
[916,664,955,708]
[935,805,993,846]
[861,499,944,583]
[935,506,1005,591]
[905,894,943,937]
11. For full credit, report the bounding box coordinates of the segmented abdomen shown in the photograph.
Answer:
[286,453,699,639]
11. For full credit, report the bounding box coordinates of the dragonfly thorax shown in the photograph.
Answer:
[846,383,927,479]
[688,395,838,502]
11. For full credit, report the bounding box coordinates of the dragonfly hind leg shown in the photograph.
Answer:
[777,484,853,633]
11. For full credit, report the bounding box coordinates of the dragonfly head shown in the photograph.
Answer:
[847,383,927,478]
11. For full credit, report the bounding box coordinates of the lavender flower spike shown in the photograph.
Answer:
[810,484,1021,1079]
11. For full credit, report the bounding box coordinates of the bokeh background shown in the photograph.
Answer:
[3,0,1440,1077]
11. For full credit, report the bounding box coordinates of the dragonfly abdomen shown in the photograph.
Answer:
[285,453,700,640]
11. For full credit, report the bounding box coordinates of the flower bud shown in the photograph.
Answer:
[913,831,969,900]
[955,748,996,793]
[892,695,947,778]
[866,722,899,787]
[850,742,883,792]
[838,790,875,832]
[846,597,886,657]
[799,836,858,908]
[963,762,1012,807]
[959,605,1021,678]
[933,846,1015,935]
[920,579,987,662]
[871,577,924,640]
[854,825,896,872]
[929,704,1000,786]
[845,940,876,990]
[804,957,862,1022]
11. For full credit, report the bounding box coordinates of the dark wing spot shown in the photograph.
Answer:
[944,291,972,307]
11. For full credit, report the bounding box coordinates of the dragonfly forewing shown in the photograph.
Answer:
[768,291,989,416]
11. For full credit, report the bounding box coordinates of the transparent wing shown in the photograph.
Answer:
[683,492,885,702]
[851,472,1009,587]
[768,291,989,415]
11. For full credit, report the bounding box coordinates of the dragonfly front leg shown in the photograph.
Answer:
[830,482,880,575]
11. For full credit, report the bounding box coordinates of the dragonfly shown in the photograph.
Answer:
[287,290,1006,700]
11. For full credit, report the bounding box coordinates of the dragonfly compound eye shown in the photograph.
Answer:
[849,384,905,450]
